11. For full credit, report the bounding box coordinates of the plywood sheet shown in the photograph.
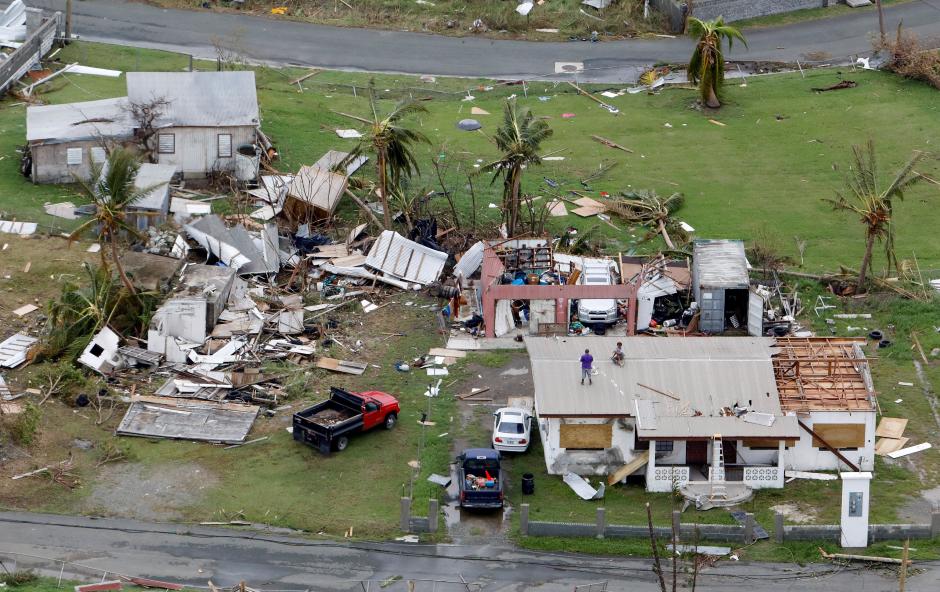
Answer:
[571,205,605,218]
[608,449,649,485]
[316,357,367,375]
[547,199,568,217]
[428,348,467,359]
[874,436,910,456]
[573,196,606,209]
[811,423,866,448]
[559,423,612,450]
[742,438,797,449]
[875,417,907,439]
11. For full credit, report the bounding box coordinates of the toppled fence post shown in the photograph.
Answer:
[400,497,412,532]
[744,513,755,544]
[596,507,606,539]
[428,499,439,534]
[775,512,785,544]
[520,503,529,536]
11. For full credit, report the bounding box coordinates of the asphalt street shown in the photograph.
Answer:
[17,0,940,81]
[1,512,938,591]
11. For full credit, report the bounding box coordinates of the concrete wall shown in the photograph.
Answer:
[652,0,830,30]
[540,417,637,476]
[786,410,876,472]
[30,139,111,184]
[401,498,439,534]
[155,125,255,178]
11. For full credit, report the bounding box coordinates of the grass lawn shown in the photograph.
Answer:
[145,0,669,41]
[734,0,911,29]
[3,41,940,552]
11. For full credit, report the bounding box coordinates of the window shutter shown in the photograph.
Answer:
[158,134,175,154]
[90,147,107,164]
[66,148,83,165]
[217,134,232,158]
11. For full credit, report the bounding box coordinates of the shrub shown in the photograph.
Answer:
[1,570,39,586]
[5,402,42,446]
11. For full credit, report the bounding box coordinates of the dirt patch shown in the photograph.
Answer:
[770,502,818,524]
[83,462,218,521]
[898,485,940,522]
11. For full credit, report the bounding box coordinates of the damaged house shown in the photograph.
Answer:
[527,336,877,500]
[25,71,260,183]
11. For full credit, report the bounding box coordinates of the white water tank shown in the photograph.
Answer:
[234,144,259,182]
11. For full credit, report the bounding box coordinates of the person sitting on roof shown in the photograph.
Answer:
[611,342,624,367]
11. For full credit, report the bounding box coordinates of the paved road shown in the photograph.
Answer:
[19,0,940,81]
[0,512,937,591]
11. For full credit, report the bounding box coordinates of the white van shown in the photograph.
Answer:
[577,260,619,326]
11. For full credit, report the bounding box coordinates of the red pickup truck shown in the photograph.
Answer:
[293,387,400,453]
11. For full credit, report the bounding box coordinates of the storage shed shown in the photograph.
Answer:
[124,162,177,230]
[691,239,754,334]
[26,97,133,183]
[126,71,260,178]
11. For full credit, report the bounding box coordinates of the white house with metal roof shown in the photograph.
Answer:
[526,336,877,496]
[25,71,260,184]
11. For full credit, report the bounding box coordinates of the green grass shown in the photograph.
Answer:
[735,0,911,30]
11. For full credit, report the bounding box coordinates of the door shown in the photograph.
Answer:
[686,441,708,465]
[722,440,737,464]
[747,288,765,337]
[363,401,380,429]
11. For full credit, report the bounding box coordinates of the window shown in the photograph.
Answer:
[634,432,674,452]
[217,133,232,158]
[158,134,175,154]
[88,343,104,357]
[90,147,107,164]
[497,421,525,434]
[66,147,83,165]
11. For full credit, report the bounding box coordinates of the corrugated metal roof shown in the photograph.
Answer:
[527,337,785,438]
[131,163,176,211]
[639,416,800,439]
[126,71,259,128]
[287,165,347,213]
[692,239,749,289]
[26,97,133,143]
[453,241,484,280]
[365,230,447,286]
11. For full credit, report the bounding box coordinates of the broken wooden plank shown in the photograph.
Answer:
[74,582,122,592]
[289,69,322,85]
[316,357,367,375]
[784,470,838,481]
[797,419,860,472]
[608,449,650,485]
[887,442,932,458]
[591,135,633,153]
[123,577,184,591]
[458,387,491,400]
[819,548,911,565]
[428,347,467,359]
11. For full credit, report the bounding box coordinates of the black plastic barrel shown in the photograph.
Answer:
[522,473,535,495]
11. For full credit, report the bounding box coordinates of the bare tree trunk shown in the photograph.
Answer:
[109,231,136,295]
[858,231,876,293]
[706,84,720,109]
[646,503,668,592]
[467,174,477,231]
[658,219,676,250]
[344,189,383,229]
[507,167,522,237]
[378,149,391,228]
[875,0,886,45]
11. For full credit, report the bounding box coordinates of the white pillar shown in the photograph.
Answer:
[840,472,873,547]
[645,441,657,491]
[777,441,786,488]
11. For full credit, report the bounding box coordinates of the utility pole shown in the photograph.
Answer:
[875,0,886,45]
[899,539,909,592]
[65,0,73,42]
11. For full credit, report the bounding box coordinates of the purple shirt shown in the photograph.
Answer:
[580,354,594,369]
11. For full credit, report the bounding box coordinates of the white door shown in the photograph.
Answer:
[747,288,764,337]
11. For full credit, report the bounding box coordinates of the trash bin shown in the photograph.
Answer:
[522,473,535,495]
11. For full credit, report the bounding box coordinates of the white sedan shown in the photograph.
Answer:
[492,407,533,452]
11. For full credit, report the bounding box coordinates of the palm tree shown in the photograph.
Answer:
[482,99,553,237]
[686,17,746,109]
[825,141,925,292]
[69,148,154,295]
[339,89,429,228]
[608,190,686,249]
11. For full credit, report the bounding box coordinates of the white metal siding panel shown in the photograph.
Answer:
[365,230,447,286]
[158,134,175,154]
[748,289,764,337]
[157,126,253,176]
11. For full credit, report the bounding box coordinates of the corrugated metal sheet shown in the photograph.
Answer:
[692,239,749,289]
[131,163,176,211]
[526,336,784,436]
[287,165,347,214]
[365,230,447,286]
[452,241,484,280]
[126,71,259,127]
[639,416,799,439]
[26,97,132,143]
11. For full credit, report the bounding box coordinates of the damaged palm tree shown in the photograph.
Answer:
[482,99,553,237]
[686,17,746,109]
[825,141,925,292]
[69,148,158,295]
[338,86,429,228]
[608,190,687,249]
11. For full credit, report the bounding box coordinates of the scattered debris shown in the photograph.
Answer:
[811,80,857,92]
[563,471,605,500]
[887,442,932,458]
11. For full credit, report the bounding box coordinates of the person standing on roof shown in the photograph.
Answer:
[580,349,594,385]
